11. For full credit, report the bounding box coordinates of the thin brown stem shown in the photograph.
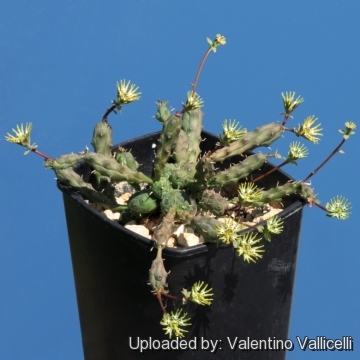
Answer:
[302,138,346,183]
[31,148,52,161]
[283,126,294,133]
[225,204,240,213]
[156,290,181,314]
[313,201,328,213]
[252,160,288,183]
[281,114,290,126]
[176,47,213,115]
[102,104,117,123]
[156,292,167,314]
[160,291,181,301]
[238,220,259,232]
[191,48,212,96]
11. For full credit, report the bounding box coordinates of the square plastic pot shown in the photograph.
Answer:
[58,131,303,360]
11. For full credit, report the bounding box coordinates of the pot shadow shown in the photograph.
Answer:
[177,245,241,338]
[267,257,295,309]
[276,236,299,309]
[221,251,239,306]
[181,262,213,337]
[178,246,223,338]
[276,266,293,308]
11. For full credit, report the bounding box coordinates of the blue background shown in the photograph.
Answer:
[1,1,359,359]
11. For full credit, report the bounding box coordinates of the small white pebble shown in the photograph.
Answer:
[172,224,185,237]
[177,232,203,247]
[125,224,151,239]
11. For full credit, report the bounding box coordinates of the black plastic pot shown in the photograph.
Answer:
[58,131,303,360]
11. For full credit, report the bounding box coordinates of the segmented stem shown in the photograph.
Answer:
[252,159,288,183]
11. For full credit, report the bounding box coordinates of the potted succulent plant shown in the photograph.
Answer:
[6,35,355,360]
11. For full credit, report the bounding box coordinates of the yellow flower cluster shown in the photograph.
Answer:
[160,309,191,338]
[116,80,141,105]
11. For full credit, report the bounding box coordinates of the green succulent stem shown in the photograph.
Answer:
[149,245,168,293]
[252,159,288,183]
[152,245,181,314]
[209,123,283,162]
[6,36,356,340]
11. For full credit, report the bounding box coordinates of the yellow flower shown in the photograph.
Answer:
[326,196,351,220]
[219,119,247,146]
[345,121,356,130]
[288,141,308,162]
[281,91,304,115]
[266,215,284,234]
[182,281,214,306]
[116,80,141,105]
[160,309,191,338]
[340,121,356,139]
[183,91,204,111]
[295,116,322,144]
[215,34,226,45]
[5,123,34,148]
[234,232,265,263]
[207,34,226,52]
[216,218,244,244]
[237,182,263,205]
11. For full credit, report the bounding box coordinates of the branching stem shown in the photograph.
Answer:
[283,126,295,133]
[281,114,290,126]
[156,290,181,314]
[161,291,181,301]
[156,292,167,314]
